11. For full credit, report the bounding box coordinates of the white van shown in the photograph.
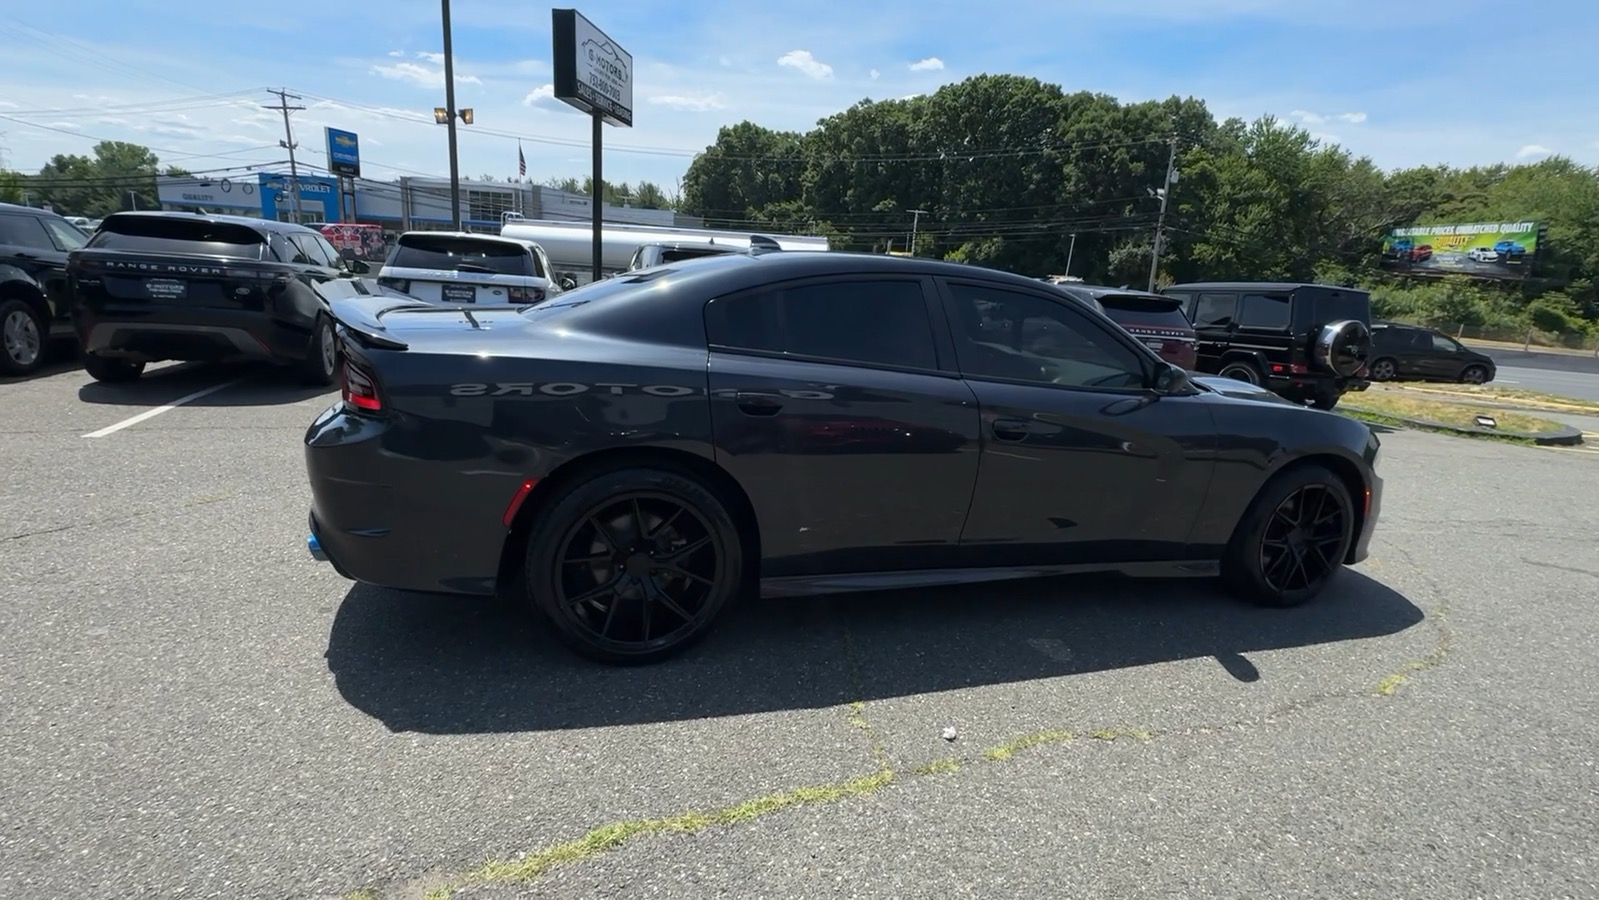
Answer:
[377,231,559,306]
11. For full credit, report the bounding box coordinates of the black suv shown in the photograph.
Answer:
[1162,281,1372,409]
[1369,322,1496,384]
[0,202,93,376]
[68,211,374,385]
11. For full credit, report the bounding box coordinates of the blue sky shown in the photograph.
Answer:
[2,1,1596,194]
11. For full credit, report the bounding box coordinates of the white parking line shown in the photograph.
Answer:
[82,376,251,439]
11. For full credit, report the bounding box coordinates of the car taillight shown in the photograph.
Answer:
[342,360,383,412]
[508,286,545,304]
[1271,362,1311,375]
[378,277,410,293]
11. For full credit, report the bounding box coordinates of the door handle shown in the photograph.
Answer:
[734,391,784,416]
[991,418,1030,441]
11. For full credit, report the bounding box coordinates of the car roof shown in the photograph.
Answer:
[0,201,71,221]
[646,241,739,252]
[1165,281,1369,294]
[1058,283,1175,302]
[98,210,320,236]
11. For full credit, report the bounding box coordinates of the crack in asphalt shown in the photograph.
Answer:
[350,568,1459,900]
[1,493,235,544]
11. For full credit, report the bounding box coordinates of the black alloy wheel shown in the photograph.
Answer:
[1369,358,1398,382]
[1224,464,1355,608]
[526,468,742,665]
[1460,365,1488,385]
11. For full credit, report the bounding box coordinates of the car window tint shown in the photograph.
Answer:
[391,235,532,276]
[311,234,345,267]
[40,217,89,251]
[713,279,937,371]
[1097,294,1192,330]
[1193,293,1235,327]
[0,214,57,250]
[944,283,1147,390]
[88,216,267,260]
[1431,333,1461,353]
[289,234,333,266]
[1238,292,1291,329]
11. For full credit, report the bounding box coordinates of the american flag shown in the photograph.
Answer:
[518,143,526,178]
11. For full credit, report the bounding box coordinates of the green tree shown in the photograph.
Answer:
[32,140,167,217]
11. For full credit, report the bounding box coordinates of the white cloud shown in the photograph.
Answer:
[44,121,82,130]
[370,61,481,89]
[1516,143,1552,159]
[648,93,728,112]
[522,83,558,108]
[415,51,445,65]
[1308,131,1340,145]
[909,57,945,72]
[387,49,405,58]
[869,68,880,80]
[1289,109,1366,127]
[0,100,16,109]
[718,56,732,67]
[777,49,833,80]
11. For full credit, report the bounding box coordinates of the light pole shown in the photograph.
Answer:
[907,207,928,256]
[1064,232,1077,278]
[436,0,475,231]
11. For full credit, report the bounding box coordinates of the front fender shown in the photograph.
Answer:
[0,264,43,294]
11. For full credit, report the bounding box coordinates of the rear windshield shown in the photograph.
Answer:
[1312,290,1371,325]
[88,217,266,260]
[661,247,733,264]
[1096,294,1191,329]
[391,235,535,276]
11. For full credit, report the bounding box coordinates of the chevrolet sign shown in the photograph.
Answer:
[325,127,361,177]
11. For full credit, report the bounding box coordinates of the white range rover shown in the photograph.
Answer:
[377,231,560,306]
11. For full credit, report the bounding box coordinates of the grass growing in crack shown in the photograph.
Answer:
[910,758,962,776]
[1375,604,1453,697]
[447,770,897,892]
[983,729,1074,761]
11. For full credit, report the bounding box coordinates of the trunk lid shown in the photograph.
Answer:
[69,215,281,312]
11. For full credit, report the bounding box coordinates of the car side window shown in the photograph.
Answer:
[1193,293,1236,328]
[709,278,938,371]
[288,234,331,266]
[1431,333,1462,353]
[1237,293,1290,329]
[944,282,1148,390]
[40,217,89,251]
[0,213,56,250]
[311,234,345,268]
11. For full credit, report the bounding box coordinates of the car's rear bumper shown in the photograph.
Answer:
[304,403,514,595]
[76,306,315,365]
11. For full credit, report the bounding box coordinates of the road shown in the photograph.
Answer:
[2,362,1597,899]
[1461,344,1599,401]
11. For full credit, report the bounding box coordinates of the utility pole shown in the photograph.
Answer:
[441,0,462,230]
[1146,135,1178,292]
[1065,232,1078,278]
[264,88,305,223]
[907,207,928,256]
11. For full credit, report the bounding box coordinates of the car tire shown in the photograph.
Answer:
[1217,360,1263,385]
[1369,358,1398,382]
[1459,364,1489,385]
[524,466,744,666]
[1222,463,1356,609]
[82,353,145,383]
[297,314,338,387]
[0,297,48,377]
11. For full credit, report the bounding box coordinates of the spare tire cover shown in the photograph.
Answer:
[1314,319,1372,377]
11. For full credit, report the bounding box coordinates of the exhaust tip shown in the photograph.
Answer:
[307,532,328,562]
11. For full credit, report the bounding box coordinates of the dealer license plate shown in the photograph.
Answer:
[441,283,476,303]
[144,278,188,300]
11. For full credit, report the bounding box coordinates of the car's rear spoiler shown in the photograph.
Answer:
[327,292,432,351]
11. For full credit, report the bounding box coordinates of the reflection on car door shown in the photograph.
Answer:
[937,278,1218,568]
[704,274,982,577]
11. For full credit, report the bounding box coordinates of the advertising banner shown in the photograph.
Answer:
[325,128,362,178]
[1380,221,1540,280]
[551,9,633,127]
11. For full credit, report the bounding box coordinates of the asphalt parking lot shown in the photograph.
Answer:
[4,359,1598,899]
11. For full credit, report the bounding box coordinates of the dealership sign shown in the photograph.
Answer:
[325,127,361,178]
[1379,220,1542,282]
[551,8,633,127]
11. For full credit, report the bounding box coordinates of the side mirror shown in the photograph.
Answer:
[346,259,371,275]
[1153,364,1195,396]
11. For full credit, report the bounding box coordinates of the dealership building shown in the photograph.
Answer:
[154,172,700,233]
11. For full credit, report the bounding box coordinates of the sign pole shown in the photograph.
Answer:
[592,110,604,284]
